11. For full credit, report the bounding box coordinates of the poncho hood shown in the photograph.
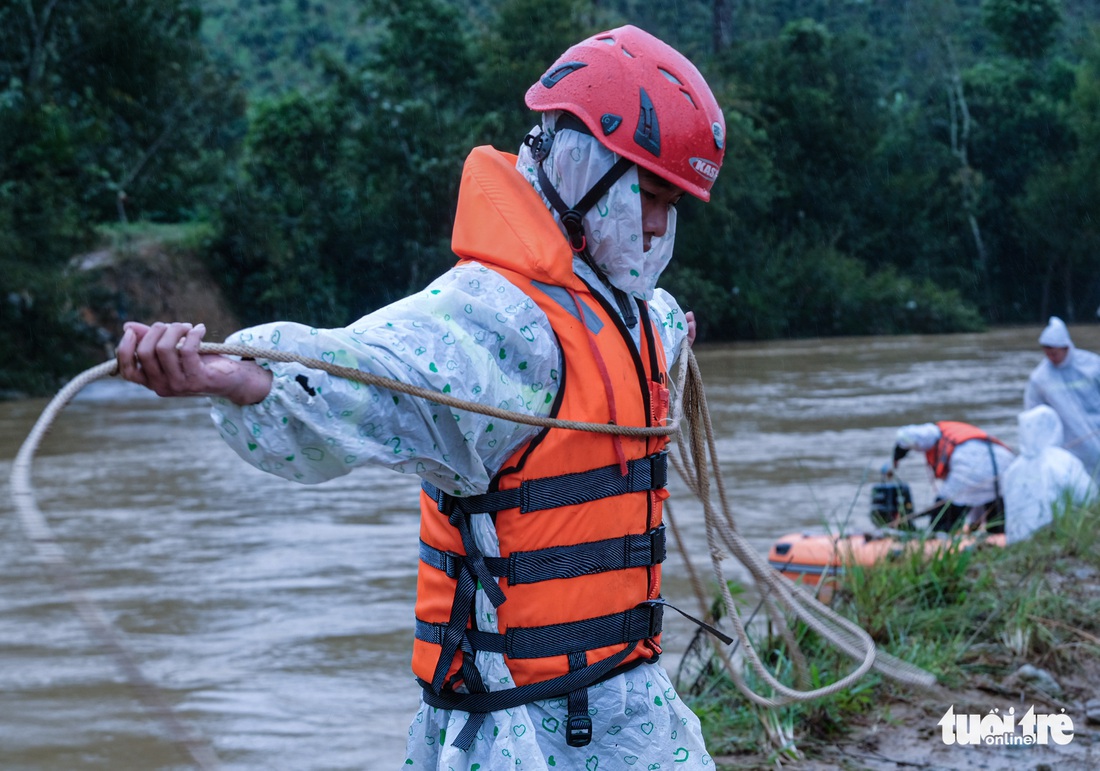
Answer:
[451,146,584,292]
[1039,316,1073,348]
[1017,405,1064,459]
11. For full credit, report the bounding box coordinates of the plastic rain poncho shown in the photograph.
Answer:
[207,143,708,770]
[1003,405,1098,544]
[1025,317,1100,477]
[895,423,1015,507]
[517,112,677,302]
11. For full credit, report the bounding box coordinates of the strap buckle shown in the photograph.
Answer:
[523,129,555,162]
[650,451,668,489]
[435,488,462,525]
[559,210,587,252]
[565,714,593,747]
[649,524,667,564]
[644,600,665,638]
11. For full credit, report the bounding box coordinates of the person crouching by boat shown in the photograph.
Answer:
[892,421,1016,533]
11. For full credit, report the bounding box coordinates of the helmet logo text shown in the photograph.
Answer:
[690,157,719,181]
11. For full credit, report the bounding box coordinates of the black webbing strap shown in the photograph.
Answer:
[536,156,634,252]
[421,640,639,750]
[449,649,490,749]
[565,652,592,747]
[451,710,486,752]
[429,558,479,693]
[419,525,666,586]
[422,452,667,518]
[428,503,507,694]
[419,598,737,751]
[416,603,662,660]
[569,155,635,219]
[646,597,735,646]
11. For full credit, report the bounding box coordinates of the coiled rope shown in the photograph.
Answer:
[9,340,934,767]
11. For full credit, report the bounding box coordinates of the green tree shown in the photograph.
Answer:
[726,20,888,257]
[958,0,1076,319]
[211,93,358,324]
[983,0,1063,59]
[1,0,246,223]
[472,0,611,151]
[0,0,245,394]
[211,0,482,326]
[1015,25,1100,320]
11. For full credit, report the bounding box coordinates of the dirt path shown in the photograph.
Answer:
[719,680,1099,770]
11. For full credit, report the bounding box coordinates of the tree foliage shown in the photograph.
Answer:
[6,0,1100,393]
[1,0,245,394]
[982,0,1063,59]
[211,0,479,326]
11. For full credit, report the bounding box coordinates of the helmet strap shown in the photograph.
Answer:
[536,157,639,330]
[536,155,634,253]
[524,123,640,328]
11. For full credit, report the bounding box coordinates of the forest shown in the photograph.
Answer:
[2,0,1100,394]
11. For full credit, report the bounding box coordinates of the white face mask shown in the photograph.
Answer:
[516,114,677,301]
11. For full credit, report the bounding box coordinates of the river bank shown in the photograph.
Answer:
[700,500,1100,771]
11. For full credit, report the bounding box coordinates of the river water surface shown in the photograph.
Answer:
[3,325,1097,770]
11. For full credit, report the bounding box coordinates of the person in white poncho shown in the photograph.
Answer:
[893,421,1015,532]
[1003,405,1097,544]
[115,25,728,771]
[1024,317,1100,478]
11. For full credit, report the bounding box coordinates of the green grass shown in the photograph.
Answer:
[680,497,1100,765]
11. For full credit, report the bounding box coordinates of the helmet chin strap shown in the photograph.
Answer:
[524,122,640,328]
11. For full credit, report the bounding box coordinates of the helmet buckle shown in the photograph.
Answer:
[523,129,555,163]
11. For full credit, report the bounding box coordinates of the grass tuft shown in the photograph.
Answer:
[681,497,1100,766]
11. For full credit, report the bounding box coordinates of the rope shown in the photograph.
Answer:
[9,360,221,770]
[203,343,678,437]
[9,338,935,765]
[668,350,936,705]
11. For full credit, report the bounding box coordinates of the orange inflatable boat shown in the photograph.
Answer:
[767,529,1007,603]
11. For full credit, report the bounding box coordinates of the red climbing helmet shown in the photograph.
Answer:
[525,25,726,201]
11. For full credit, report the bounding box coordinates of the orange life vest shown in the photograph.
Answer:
[411,147,671,749]
[925,421,1009,480]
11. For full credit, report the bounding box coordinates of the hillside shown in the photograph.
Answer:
[77,225,241,353]
[198,0,382,95]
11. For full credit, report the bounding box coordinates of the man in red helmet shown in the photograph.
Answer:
[116,25,725,770]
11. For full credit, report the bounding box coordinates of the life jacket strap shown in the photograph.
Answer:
[419,524,666,585]
[422,451,668,517]
[418,641,641,751]
[565,651,592,747]
[426,499,508,693]
[416,602,663,660]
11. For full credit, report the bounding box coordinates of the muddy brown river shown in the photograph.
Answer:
[3,325,1096,769]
